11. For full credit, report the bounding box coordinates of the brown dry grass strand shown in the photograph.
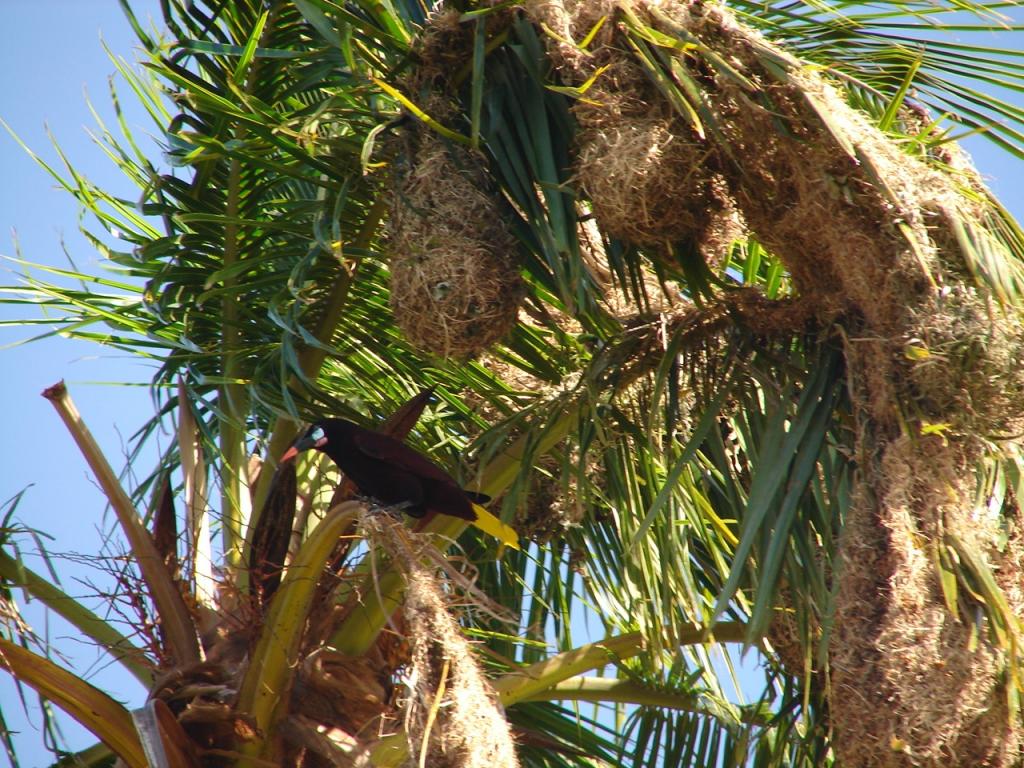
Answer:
[402,563,519,768]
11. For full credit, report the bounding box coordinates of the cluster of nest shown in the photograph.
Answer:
[389,2,1024,763]
[513,0,1024,766]
[384,0,748,361]
[831,434,1023,768]
[572,59,736,255]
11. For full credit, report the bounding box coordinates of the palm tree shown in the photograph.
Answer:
[3,0,1024,766]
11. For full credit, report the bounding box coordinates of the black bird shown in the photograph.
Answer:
[281,419,518,548]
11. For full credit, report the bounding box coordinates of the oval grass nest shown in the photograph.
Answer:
[388,131,524,359]
[904,285,1024,438]
[570,41,731,250]
[576,114,718,246]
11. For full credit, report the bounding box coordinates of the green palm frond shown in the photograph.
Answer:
[3,0,1024,765]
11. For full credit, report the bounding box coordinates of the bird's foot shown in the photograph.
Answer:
[358,495,412,519]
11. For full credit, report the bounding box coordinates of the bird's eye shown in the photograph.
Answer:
[309,426,325,442]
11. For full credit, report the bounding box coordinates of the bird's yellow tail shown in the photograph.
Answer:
[471,503,520,550]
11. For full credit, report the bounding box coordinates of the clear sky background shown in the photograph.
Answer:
[1,2,163,763]
[1,2,1022,766]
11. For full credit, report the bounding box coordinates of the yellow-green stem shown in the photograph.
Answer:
[219,154,249,571]
[493,622,746,705]
[517,675,769,724]
[0,638,148,768]
[217,2,287,571]
[236,502,364,765]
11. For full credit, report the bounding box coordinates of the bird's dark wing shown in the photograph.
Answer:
[421,479,477,521]
[351,427,488,516]
[351,429,459,485]
[379,470,427,515]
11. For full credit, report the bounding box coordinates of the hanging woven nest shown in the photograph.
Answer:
[388,128,524,359]
[526,0,738,251]
[573,70,728,248]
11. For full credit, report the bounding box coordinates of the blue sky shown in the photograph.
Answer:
[1,2,162,763]
[1,1,1023,766]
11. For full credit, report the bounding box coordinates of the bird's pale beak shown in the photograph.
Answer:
[280,434,326,463]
